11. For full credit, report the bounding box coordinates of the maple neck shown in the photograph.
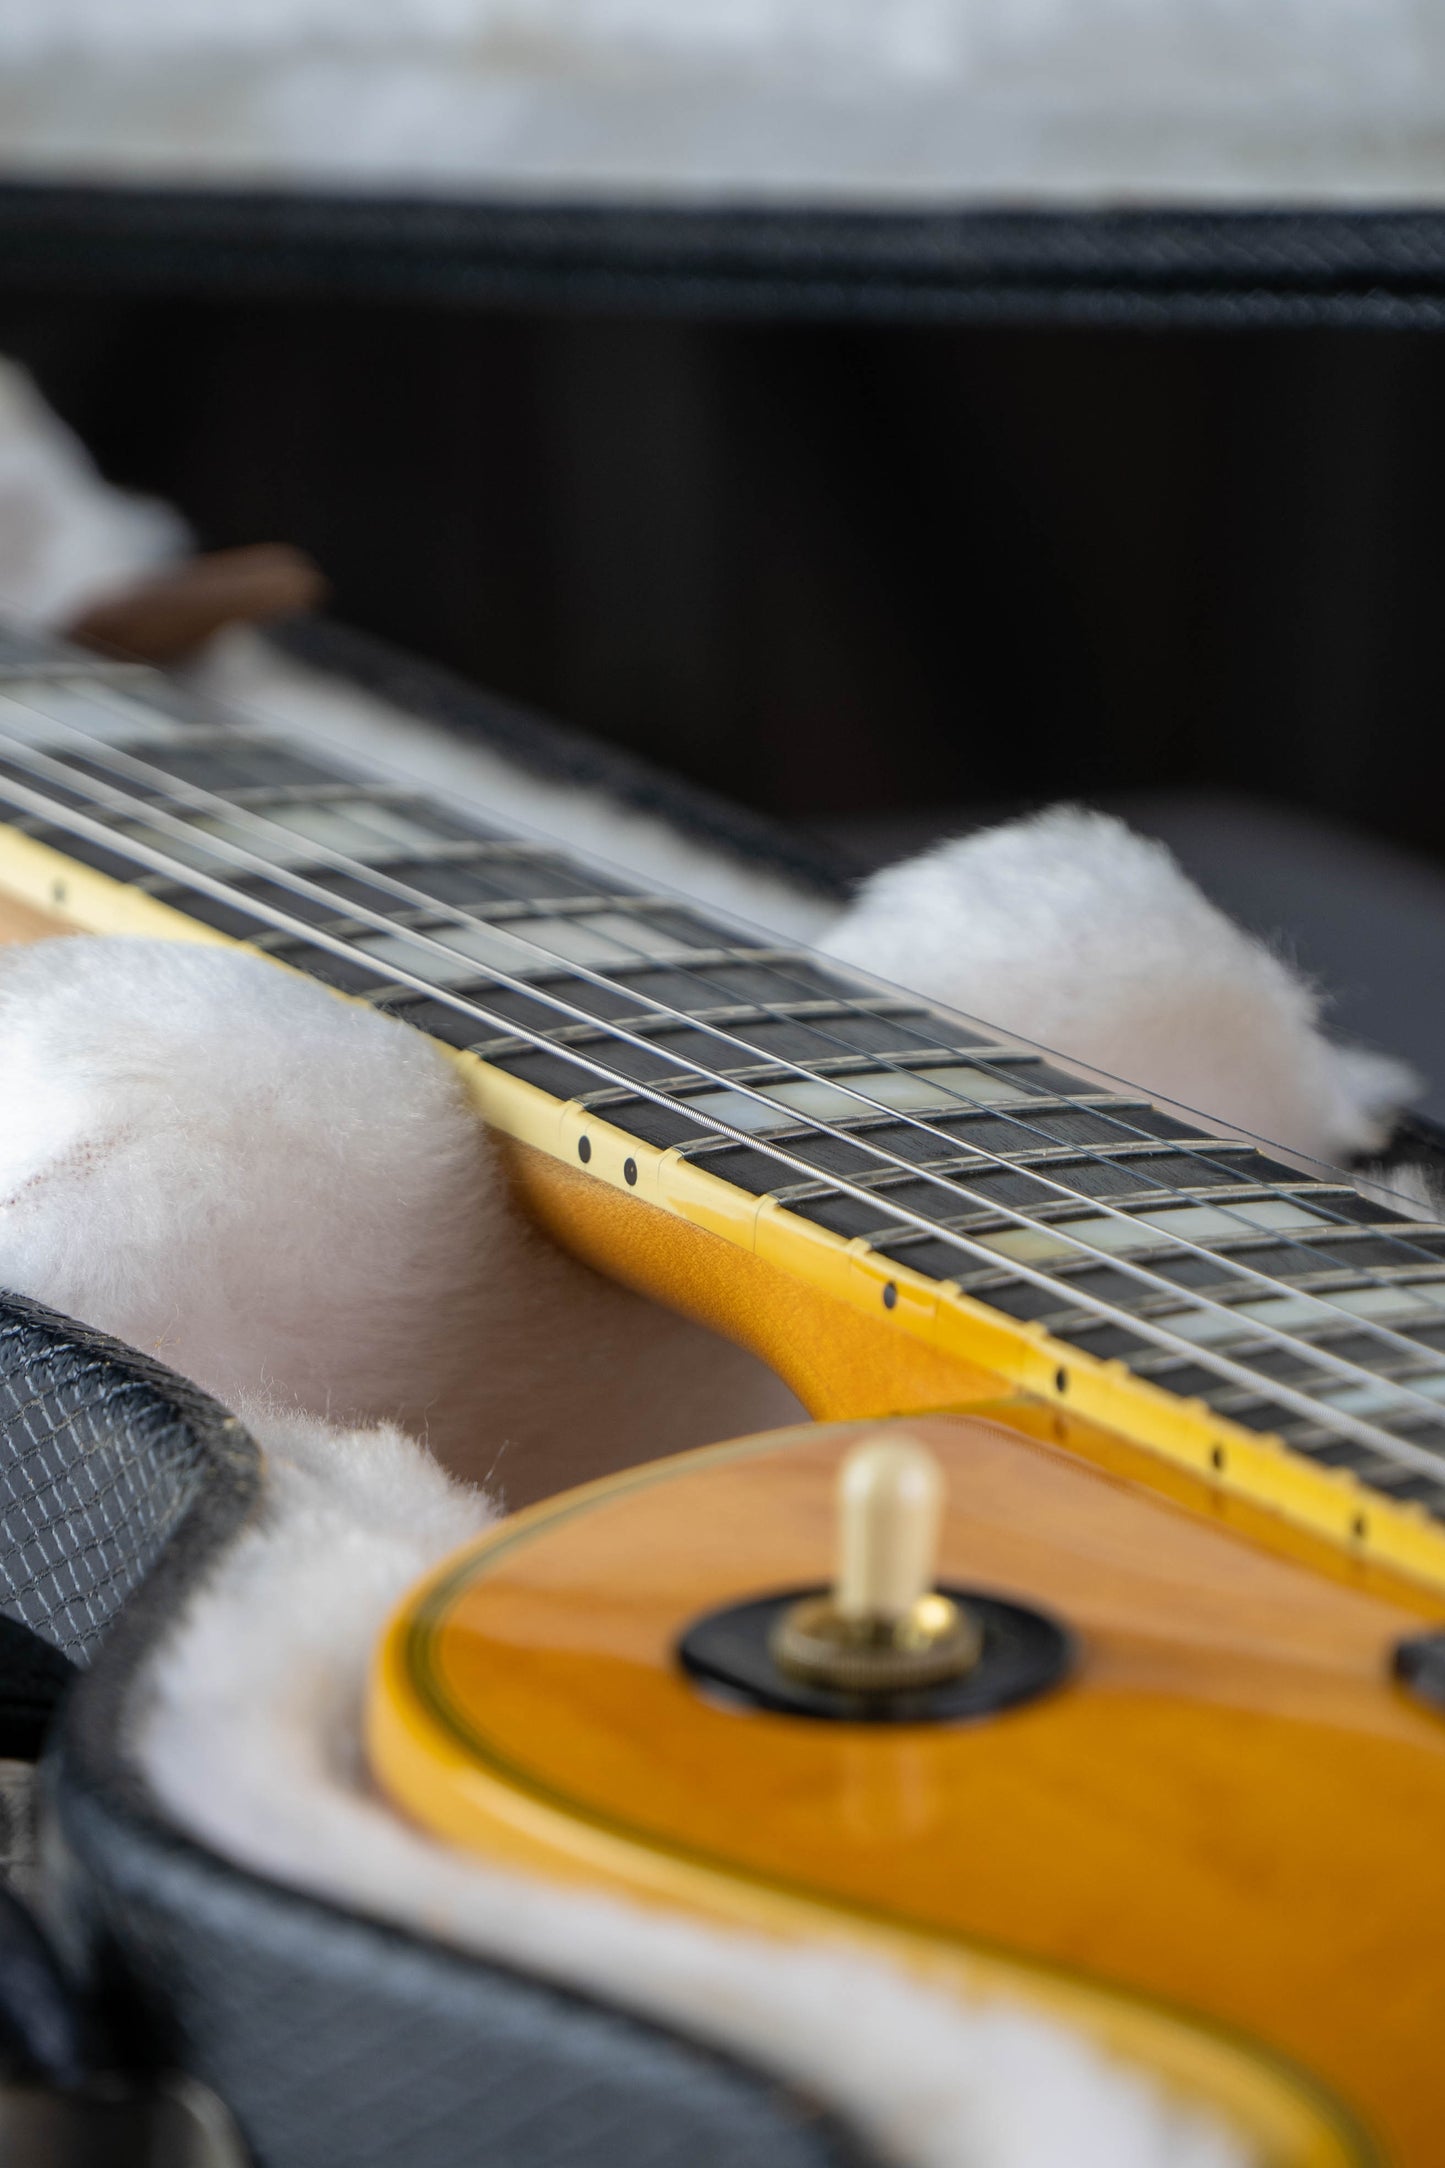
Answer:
[5,631,1445,1525]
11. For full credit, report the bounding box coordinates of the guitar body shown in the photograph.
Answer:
[373,1412,1445,2168]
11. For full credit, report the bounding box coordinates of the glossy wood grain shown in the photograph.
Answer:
[373,1414,1445,2168]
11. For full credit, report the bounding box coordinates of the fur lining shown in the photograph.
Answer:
[824,806,1418,1167]
[0,361,183,628]
[0,937,799,1499]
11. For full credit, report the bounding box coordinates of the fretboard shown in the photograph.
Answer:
[5,631,1445,1540]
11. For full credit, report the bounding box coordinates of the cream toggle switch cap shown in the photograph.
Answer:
[835,1435,945,1622]
[769,1428,980,1694]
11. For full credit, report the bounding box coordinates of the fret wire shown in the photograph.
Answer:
[184,842,1445,1343]
[347,901,1445,1291]
[543,981,1439,1283]
[482,927,1445,1316]
[7,703,1445,1465]
[203,702,1438,1248]
[7,699,1442,1369]
[0,696,1409,1297]
[1098,1314,1445,1371]
[499,947,1441,1273]
[7,698,1445,1436]
[687,1108,1302,1182]
[4,768,1444,1477]
[1144,1343,1445,1390]
[31,671,1433,1270]
[1026,1292,1445,1396]
[60,680,1440,1296]
[7,803,1445,1478]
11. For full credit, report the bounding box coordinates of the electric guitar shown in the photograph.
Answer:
[1,624,1444,2166]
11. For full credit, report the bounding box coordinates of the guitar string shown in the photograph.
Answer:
[2,702,1445,1470]
[13,778,1437,1490]
[4,687,1445,1432]
[12,674,1445,1366]
[0,683,1428,1322]
[7,676,1433,1302]
[23,668,1427,1253]
[2,692,1444,1451]
[56,680,1445,1284]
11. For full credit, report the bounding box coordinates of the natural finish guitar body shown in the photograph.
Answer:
[389,1128,1445,2168]
[372,1406,1445,2168]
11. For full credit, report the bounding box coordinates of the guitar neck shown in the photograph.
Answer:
[4,629,1445,1589]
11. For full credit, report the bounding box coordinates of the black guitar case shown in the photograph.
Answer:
[0,1290,873,2168]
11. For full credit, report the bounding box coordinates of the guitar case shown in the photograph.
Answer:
[7,180,1445,329]
[1,623,1442,2162]
[0,1290,872,2168]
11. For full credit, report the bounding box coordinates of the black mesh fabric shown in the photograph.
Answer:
[0,1303,231,1663]
[0,1292,873,2168]
[14,182,1445,325]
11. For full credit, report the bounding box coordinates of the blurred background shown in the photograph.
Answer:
[5,0,1445,1097]
[2,301,1433,850]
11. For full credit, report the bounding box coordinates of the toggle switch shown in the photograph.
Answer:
[769,1436,982,1695]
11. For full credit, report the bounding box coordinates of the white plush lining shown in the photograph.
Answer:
[0,364,183,629]
[0,937,802,1497]
[3,2,1445,205]
[823,807,1418,1172]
